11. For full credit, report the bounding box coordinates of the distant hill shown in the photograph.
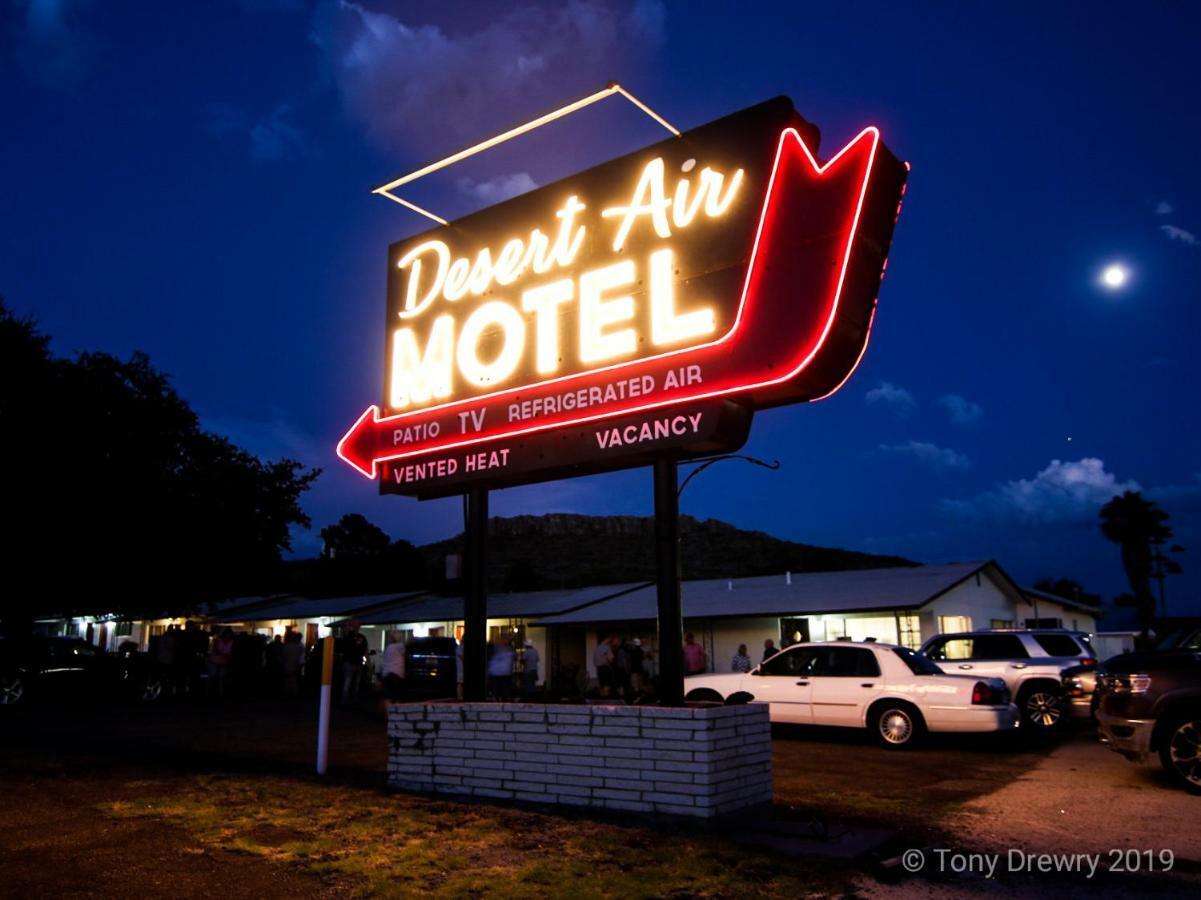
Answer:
[419,513,916,591]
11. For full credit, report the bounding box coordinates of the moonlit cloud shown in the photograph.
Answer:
[937,393,982,425]
[864,381,916,418]
[943,458,1140,523]
[311,0,666,155]
[1155,200,1173,216]
[457,173,538,205]
[1161,224,1198,246]
[878,441,970,470]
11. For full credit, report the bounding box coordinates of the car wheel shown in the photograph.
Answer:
[871,702,924,749]
[1158,714,1201,794]
[1019,685,1064,730]
[0,675,25,706]
[685,687,724,704]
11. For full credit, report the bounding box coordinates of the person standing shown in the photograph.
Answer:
[683,632,707,676]
[206,628,235,699]
[626,638,646,694]
[520,639,540,696]
[337,620,369,705]
[593,634,616,698]
[731,643,752,673]
[279,630,305,698]
[488,638,515,700]
[762,638,779,663]
[381,630,406,701]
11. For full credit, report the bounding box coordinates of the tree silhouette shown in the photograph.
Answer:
[1099,491,1173,637]
[0,299,320,629]
[320,513,391,559]
[1032,577,1101,608]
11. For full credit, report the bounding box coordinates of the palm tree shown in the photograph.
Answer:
[1099,491,1173,638]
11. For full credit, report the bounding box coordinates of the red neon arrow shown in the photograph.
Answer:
[339,125,893,480]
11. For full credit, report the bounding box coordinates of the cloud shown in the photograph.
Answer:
[1161,224,1198,246]
[1155,200,1173,216]
[864,381,916,418]
[944,458,1140,523]
[208,103,318,162]
[251,104,320,161]
[312,0,666,155]
[10,0,99,90]
[878,441,970,470]
[937,393,982,425]
[457,172,538,205]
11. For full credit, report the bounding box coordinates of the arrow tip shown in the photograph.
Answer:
[337,405,380,479]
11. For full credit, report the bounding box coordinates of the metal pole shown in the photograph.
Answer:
[463,488,489,702]
[316,632,335,774]
[654,458,685,706]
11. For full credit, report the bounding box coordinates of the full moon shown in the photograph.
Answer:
[1100,263,1129,289]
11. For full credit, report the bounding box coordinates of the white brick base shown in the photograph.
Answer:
[387,702,772,818]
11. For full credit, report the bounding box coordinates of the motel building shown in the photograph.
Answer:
[33,561,1105,684]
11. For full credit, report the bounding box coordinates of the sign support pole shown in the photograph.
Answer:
[653,458,685,706]
[463,487,489,702]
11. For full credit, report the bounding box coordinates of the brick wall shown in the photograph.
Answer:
[386,702,772,818]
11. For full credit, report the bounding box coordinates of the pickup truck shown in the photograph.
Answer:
[1095,648,1201,793]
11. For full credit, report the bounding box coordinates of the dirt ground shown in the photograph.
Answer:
[1,699,1197,897]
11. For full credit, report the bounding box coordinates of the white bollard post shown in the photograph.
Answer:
[317,632,335,774]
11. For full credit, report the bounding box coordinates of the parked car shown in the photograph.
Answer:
[684,640,1017,748]
[0,636,163,706]
[921,630,1096,731]
[1060,663,1099,720]
[403,637,459,699]
[1095,648,1201,793]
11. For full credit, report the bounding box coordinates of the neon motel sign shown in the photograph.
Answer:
[338,96,908,496]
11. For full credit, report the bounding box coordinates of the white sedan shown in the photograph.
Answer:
[685,641,1018,748]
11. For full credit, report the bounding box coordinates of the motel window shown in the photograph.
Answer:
[937,615,972,634]
[760,647,818,677]
[1024,617,1063,629]
[990,619,1014,629]
[115,621,133,637]
[897,614,921,650]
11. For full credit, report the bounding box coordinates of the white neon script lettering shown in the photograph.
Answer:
[603,157,744,251]
[387,248,716,409]
[397,195,587,319]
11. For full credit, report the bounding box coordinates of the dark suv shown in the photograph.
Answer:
[0,636,163,706]
[403,637,458,699]
[1095,648,1201,793]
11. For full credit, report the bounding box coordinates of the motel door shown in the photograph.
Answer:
[780,617,810,647]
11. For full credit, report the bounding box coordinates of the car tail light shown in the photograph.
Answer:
[1079,658,1097,667]
[971,681,1005,705]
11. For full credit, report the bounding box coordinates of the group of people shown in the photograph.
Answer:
[149,622,307,699]
[593,633,655,700]
[730,638,782,672]
[590,633,783,694]
[487,637,540,700]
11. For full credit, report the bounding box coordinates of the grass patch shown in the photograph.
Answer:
[104,774,855,897]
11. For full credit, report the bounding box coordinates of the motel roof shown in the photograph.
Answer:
[530,562,1026,626]
[333,582,652,627]
[213,591,427,624]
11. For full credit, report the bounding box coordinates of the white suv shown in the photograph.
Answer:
[921,630,1096,731]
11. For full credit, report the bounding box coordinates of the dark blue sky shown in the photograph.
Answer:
[4,1,1200,612]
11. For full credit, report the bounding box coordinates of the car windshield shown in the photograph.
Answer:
[893,646,942,675]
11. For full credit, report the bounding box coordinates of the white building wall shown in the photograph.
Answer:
[922,574,1023,641]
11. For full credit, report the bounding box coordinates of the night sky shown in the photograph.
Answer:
[4,1,1200,613]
